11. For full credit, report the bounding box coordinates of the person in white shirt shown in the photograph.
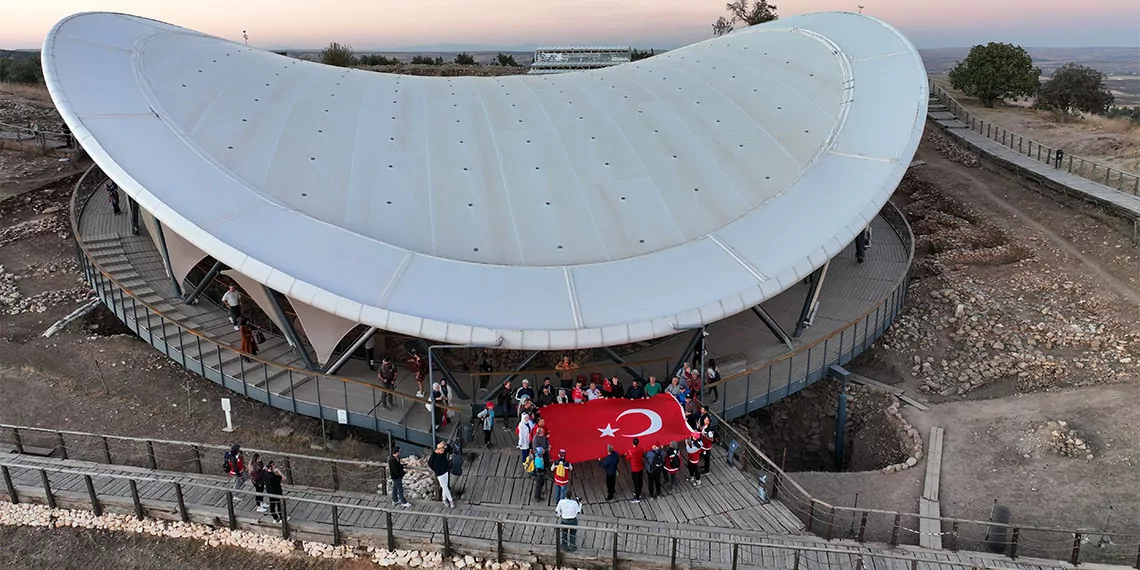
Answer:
[517,413,533,464]
[554,496,581,551]
[585,382,602,401]
[221,285,241,330]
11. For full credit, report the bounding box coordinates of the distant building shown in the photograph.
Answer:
[528,46,632,75]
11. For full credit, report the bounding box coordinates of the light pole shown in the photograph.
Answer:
[428,339,504,444]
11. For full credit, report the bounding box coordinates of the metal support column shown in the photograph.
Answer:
[601,346,649,386]
[751,305,794,351]
[793,262,829,338]
[324,327,378,376]
[182,260,223,304]
[152,219,183,298]
[127,195,140,236]
[829,365,850,472]
[262,285,318,371]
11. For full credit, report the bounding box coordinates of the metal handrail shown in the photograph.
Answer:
[68,164,461,414]
[0,458,1100,570]
[929,81,1140,195]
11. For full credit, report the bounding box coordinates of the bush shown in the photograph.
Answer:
[1035,63,1114,118]
[494,53,520,67]
[454,53,477,65]
[319,42,356,68]
[0,57,43,84]
[948,43,1041,107]
[1105,106,1140,124]
[410,56,444,66]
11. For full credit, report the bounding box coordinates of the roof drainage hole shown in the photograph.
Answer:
[639,239,645,243]
[310,157,316,161]
[765,176,771,180]
[545,202,551,206]
[620,196,626,200]
[388,165,394,168]
[557,245,563,249]
[318,130,323,133]
[468,203,473,207]
[227,146,234,150]
[386,201,392,205]
[473,248,479,252]
[254,98,259,102]
[301,193,308,197]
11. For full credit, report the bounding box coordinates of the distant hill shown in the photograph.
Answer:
[919,47,1140,76]
[0,49,39,60]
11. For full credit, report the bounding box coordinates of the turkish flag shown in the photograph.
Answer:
[541,394,692,463]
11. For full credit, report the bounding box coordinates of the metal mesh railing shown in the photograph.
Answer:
[930,82,1140,195]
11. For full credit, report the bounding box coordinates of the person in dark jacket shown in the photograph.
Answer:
[626,380,645,400]
[496,380,513,428]
[388,447,411,507]
[249,453,267,513]
[599,445,620,501]
[264,461,285,523]
[536,385,556,408]
[427,441,455,508]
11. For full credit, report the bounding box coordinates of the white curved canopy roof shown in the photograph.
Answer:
[44,11,927,350]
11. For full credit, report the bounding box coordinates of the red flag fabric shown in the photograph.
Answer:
[541,394,692,463]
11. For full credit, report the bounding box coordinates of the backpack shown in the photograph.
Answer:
[644,450,659,473]
[223,451,236,473]
[524,455,535,474]
[553,462,568,479]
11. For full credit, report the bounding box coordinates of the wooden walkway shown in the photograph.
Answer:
[0,452,1117,570]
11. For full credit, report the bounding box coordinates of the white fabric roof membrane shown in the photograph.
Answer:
[44,11,927,351]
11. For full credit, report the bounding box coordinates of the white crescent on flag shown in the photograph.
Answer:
[616,408,664,438]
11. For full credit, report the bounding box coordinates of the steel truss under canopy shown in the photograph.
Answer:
[42,11,927,351]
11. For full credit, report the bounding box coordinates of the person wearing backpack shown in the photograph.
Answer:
[663,442,681,491]
[644,443,664,499]
[249,453,267,512]
[531,446,547,500]
[223,445,246,489]
[552,449,572,501]
[477,401,495,448]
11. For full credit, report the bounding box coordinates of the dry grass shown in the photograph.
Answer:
[0,82,52,105]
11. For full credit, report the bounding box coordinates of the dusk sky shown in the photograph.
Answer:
[2,0,1138,50]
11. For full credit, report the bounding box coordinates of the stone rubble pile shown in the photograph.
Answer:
[0,98,62,125]
[0,212,71,248]
[1040,420,1094,460]
[379,454,440,499]
[880,400,924,474]
[927,131,980,168]
[0,501,566,569]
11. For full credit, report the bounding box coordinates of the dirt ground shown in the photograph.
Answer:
[0,525,366,570]
[931,76,1140,176]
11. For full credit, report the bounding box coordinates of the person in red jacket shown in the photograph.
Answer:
[624,438,645,502]
[663,442,681,491]
[685,433,703,486]
[552,449,573,501]
[700,424,715,474]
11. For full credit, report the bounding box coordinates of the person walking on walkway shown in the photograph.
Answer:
[428,441,455,508]
[388,447,412,508]
[517,412,533,464]
[704,360,720,403]
[477,401,495,448]
[701,423,716,474]
[238,318,258,362]
[555,495,581,551]
[497,380,513,428]
[624,438,645,502]
[664,442,681,491]
[531,446,547,501]
[107,183,122,215]
[264,461,285,523]
[552,449,572,501]
[407,349,426,397]
[249,453,267,512]
[599,445,619,501]
[378,357,397,410]
[221,286,242,330]
[645,443,664,499]
[685,435,703,486]
[224,444,246,489]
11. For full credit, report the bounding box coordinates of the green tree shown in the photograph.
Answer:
[631,48,656,61]
[494,53,520,67]
[947,43,1041,108]
[1035,63,1114,119]
[319,42,356,68]
[454,52,477,65]
[1105,106,1140,124]
[411,56,443,65]
[712,0,778,36]
[0,57,43,84]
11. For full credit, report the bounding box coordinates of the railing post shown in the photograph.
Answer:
[1010,528,1020,559]
[826,506,836,540]
[12,428,23,454]
[949,521,959,551]
[56,432,68,460]
[496,521,504,562]
[39,470,56,509]
[128,480,143,520]
[280,499,290,539]
[555,522,563,568]
[442,517,451,558]
[84,475,101,515]
[890,513,901,546]
[146,440,157,470]
[385,511,395,549]
[101,436,112,464]
[283,457,295,485]
[670,536,678,569]
[1133,542,1139,570]
[331,463,340,491]
[331,504,341,546]
[857,512,868,542]
[174,482,188,522]
[381,466,388,495]
[806,500,815,532]
[793,549,801,570]
[611,531,619,569]
[226,491,237,530]
[192,445,202,473]
[1070,533,1081,566]
[731,543,740,570]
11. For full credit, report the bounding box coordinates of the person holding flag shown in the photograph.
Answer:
[685,433,703,486]
[645,443,664,499]
[700,423,715,474]
[663,442,681,491]
[624,438,645,503]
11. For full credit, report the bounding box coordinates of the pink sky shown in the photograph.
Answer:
[3,0,1138,49]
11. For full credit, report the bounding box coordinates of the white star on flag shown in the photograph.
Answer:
[597,423,619,437]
